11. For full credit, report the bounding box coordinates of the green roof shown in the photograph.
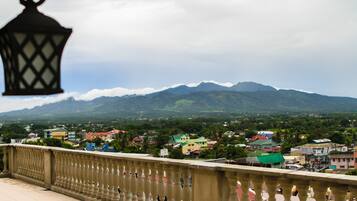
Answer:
[171,133,189,143]
[257,153,285,164]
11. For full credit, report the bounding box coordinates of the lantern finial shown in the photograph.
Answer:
[20,0,45,8]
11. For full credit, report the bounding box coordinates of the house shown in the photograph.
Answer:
[181,137,208,155]
[132,136,145,145]
[44,128,68,140]
[170,134,208,155]
[248,139,280,152]
[170,134,190,144]
[28,133,38,139]
[86,129,127,141]
[68,132,76,141]
[291,141,347,165]
[250,135,268,142]
[329,151,355,170]
[291,142,347,157]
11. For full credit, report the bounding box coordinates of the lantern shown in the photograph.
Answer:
[0,0,72,95]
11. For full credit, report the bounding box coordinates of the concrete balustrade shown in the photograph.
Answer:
[1,144,357,201]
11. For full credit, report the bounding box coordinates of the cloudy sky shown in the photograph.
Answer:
[0,0,357,112]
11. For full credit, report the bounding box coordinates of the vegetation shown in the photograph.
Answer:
[1,113,357,161]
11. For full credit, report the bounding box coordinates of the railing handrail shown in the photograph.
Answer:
[3,143,357,186]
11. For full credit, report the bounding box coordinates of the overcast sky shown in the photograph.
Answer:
[1,0,357,112]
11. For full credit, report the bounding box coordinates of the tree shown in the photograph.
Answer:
[43,138,62,147]
[329,132,346,144]
[169,148,184,159]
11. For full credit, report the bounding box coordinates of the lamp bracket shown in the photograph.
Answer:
[20,0,46,8]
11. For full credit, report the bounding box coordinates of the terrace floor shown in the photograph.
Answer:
[0,178,78,201]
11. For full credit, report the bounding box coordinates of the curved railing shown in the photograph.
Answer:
[1,144,356,201]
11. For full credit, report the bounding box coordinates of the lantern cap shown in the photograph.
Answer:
[1,0,71,33]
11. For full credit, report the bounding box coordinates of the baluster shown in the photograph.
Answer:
[88,155,96,200]
[136,162,145,201]
[349,185,357,200]
[73,154,80,193]
[251,175,264,201]
[162,165,170,201]
[57,152,64,187]
[157,163,165,201]
[119,160,127,200]
[166,165,175,201]
[64,153,71,189]
[107,159,116,201]
[294,180,309,201]
[143,162,152,201]
[53,152,60,186]
[311,181,328,201]
[224,171,237,201]
[173,165,183,201]
[278,178,293,201]
[125,161,134,201]
[69,153,76,191]
[263,176,278,201]
[93,156,101,199]
[237,173,250,201]
[182,167,192,201]
[98,157,106,200]
[152,163,159,200]
[330,184,347,201]
[78,154,85,194]
[132,161,139,201]
[113,159,120,201]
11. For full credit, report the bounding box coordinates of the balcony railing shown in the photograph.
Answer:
[0,144,356,201]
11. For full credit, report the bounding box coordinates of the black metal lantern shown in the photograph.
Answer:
[0,0,72,95]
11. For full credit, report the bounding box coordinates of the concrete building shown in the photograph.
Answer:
[181,137,208,155]
[44,128,68,140]
[329,151,355,170]
[68,132,76,141]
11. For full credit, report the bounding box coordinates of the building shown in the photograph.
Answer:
[85,129,127,141]
[181,137,208,155]
[329,151,355,170]
[27,133,38,139]
[250,135,268,142]
[68,132,76,141]
[291,140,348,168]
[248,139,280,152]
[170,134,208,155]
[170,134,190,144]
[292,142,347,157]
[44,128,68,140]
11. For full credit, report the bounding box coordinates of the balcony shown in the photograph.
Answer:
[0,144,356,201]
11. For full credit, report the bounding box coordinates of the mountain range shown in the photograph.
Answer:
[1,81,357,120]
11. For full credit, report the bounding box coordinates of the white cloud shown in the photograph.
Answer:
[76,87,157,101]
[0,93,77,113]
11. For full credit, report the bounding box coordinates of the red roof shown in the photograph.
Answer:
[251,135,269,142]
[86,130,127,140]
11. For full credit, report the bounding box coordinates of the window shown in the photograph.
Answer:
[340,165,345,169]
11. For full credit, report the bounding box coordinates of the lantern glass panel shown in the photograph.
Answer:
[0,0,72,95]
